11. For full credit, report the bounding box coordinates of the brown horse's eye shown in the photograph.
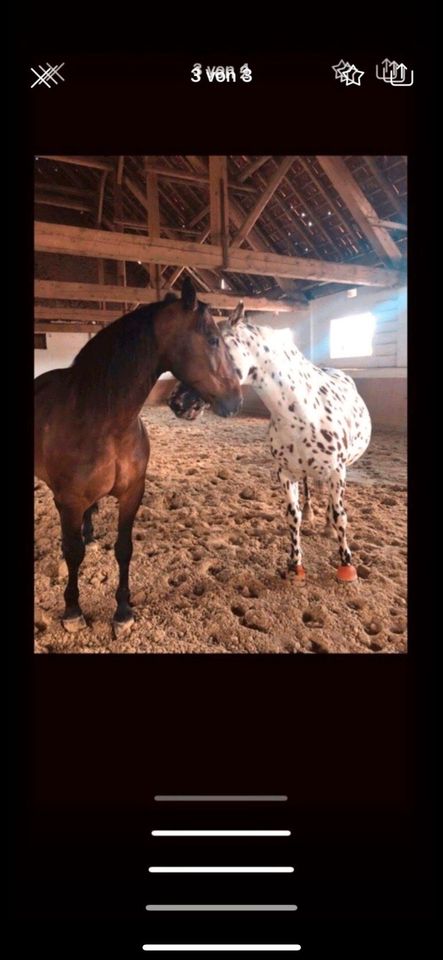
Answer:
[208,335,219,347]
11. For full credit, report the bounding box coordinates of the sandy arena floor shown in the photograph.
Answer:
[34,407,407,654]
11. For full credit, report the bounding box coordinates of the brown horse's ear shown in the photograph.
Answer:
[230,301,245,326]
[181,276,197,311]
[163,292,178,304]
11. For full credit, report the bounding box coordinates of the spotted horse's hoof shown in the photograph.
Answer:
[336,564,358,583]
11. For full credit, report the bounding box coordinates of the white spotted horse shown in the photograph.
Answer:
[169,302,371,583]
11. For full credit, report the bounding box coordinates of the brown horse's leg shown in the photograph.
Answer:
[113,479,145,636]
[82,502,99,544]
[57,502,88,632]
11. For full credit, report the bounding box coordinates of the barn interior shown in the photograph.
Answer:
[34,156,407,654]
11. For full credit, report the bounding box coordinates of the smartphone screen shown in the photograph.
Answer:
[10,37,435,959]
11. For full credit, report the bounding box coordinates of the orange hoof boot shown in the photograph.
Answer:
[292,564,306,580]
[336,564,358,583]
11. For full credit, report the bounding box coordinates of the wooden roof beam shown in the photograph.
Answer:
[35,221,402,287]
[35,279,300,313]
[144,163,256,193]
[35,322,107,334]
[316,156,403,264]
[38,155,113,171]
[34,194,93,212]
[34,181,96,199]
[367,217,407,232]
[185,156,303,300]
[125,173,218,291]
[363,156,406,220]
[236,156,272,182]
[296,157,363,247]
[231,157,296,249]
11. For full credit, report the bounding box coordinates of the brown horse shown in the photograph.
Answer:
[35,278,242,636]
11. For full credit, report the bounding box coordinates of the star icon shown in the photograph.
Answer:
[345,65,364,85]
[332,59,348,79]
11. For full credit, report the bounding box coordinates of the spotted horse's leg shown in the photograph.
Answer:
[278,467,306,580]
[323,490,336,539]
[328,469,358,582]
[302,476,314,525]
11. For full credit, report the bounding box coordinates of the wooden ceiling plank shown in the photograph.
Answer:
[236,156,272,183]
[34,195,93,212]
[144,162,256,194]
[35,221,401,287]
[35,282,301,313]
[39,155,113,171]
[363,156,406,219]
[146,162,161,297]
[230,157,296,249]
[185,156,302,298]
[316,156,403,264]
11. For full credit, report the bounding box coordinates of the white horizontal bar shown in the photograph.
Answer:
[154,796,288,802]
[151,831,291,837]
[142,947,301,953]
[145,905,298,912]
[148,866,294,873]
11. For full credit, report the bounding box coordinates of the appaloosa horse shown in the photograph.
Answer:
[169,302,371,583]
[35,279,242,635]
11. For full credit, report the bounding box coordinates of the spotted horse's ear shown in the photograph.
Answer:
[230,301,245,326]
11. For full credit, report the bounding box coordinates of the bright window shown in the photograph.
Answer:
[330,312,375,359]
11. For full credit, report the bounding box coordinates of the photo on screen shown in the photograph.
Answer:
[34,155,407,654]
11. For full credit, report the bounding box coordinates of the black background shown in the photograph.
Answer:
[9,31,436,959]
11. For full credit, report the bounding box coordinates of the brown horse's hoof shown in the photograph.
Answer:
[302,507,314,525]
[62,614,87,633]
[336,564,358,583]
[112,616,135,638]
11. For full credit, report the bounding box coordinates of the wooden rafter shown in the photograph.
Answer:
[35,280,301,313]
[146,161,161,296]
[143,162,256,193]
[35,221,401,287]
[113,157,128,310]
[230,157,296,249]
[273,162,345,258]
[236,156,272,183]
[34,194,93,212]
[39,155,113,171]
[316,156,403,264]
[367,217,407,232]
[297,157,363,247]
[96,170,108,309]
[163,227,211,290]
[35,322,108,334]
[34,181,96,199]
[363,156,406,220]
[186,156,302,299]
[125,173,217,292]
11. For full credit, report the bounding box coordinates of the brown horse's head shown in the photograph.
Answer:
[157,278,242,417]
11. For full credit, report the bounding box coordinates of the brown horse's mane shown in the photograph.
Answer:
[70,302,162,412]
[69,295,209,413]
